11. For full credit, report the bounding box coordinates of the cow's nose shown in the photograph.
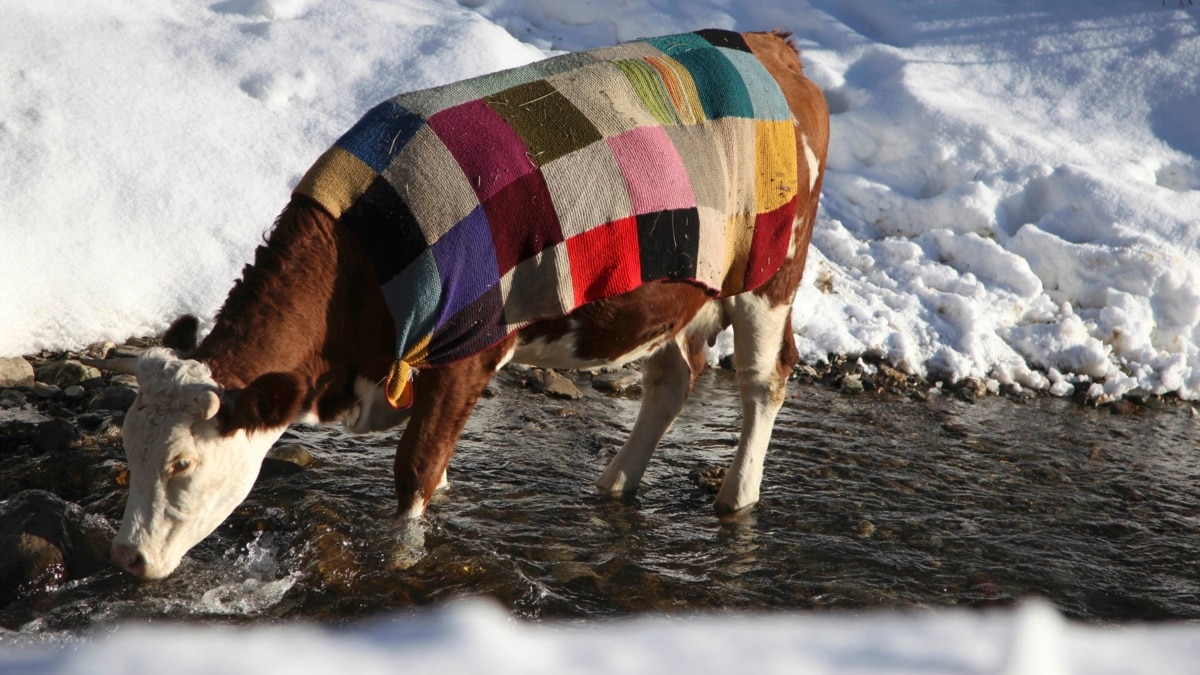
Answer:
[111,542,147,578]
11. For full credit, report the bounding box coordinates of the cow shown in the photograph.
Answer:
[102,29,829,579]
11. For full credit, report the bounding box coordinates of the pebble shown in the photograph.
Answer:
[689,466,726,493]
[87,385,137,412]
[0,490,113,604]
[1123,387,1151,405]
[268,443,315,468]
[794,364,821,381]
[530,369,583,400]
[260,444,315,479]
[111,345,146,359]
[36,360,102,388]
[83,341,116,360]
[840,373,864,395]
[0,389,26,408]
[35,418,82,452]
[0,357,34,388]
[63,385,86,399]
[591,369,642,394]
[32,382,61,399]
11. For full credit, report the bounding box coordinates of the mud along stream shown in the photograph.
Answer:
[2,344,1200,640]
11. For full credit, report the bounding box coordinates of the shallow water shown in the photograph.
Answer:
[4,370,1200,638]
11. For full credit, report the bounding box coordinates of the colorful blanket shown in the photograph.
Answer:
[295,29,799,408]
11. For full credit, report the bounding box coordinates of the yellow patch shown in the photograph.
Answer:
[720,212,757,297]
[294,146,377,219]
[754,119,798,213]
[385,334,434,409]
[385,360,414,409]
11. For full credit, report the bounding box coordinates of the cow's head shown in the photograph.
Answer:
[110,348,301,579]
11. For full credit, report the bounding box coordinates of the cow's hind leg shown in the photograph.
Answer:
[595,339,692,496]
[715,292,798,515]
[595,309,713,496]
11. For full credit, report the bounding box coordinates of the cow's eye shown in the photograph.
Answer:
[169,457,195,476]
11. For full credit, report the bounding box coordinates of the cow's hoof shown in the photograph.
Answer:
[713,498,756,518]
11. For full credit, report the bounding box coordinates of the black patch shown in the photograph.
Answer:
[340,176,428,284]
[695,29,752,52]
[434,284,507,365]
[636,208,700,282]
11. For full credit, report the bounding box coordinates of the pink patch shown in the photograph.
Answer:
[607,127,696,215]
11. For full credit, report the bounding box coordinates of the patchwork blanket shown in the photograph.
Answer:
[295,29,799,408]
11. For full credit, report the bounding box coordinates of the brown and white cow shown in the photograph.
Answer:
[105,30,829,579]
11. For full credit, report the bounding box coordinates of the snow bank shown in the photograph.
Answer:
[2,0,1199,402]
[3,599,1200,675]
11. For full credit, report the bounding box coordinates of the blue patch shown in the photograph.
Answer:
[718,47,792,121]
[335,100,423,173]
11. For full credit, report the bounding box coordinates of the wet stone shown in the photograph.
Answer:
[550,561,601,584]
[35,418,82,452]
[794,364,821,381]
[75,413,110,432]
[0,357,35,388]
[268,444,314,468]
[111,345,146,359]
[83,341,116,360]
[591,369,642,395]
[0,389,26,408]
[87,385,137,412]
[530,369,583,400]
[36,360,102,388]
[954,378,988,403]
[32,383,61,399]
[63,385,86,400]
[0,490,114,604]
[1107,399,1141,415]
[689,466,726,493]
[840,373,864,395]
[1123,387,1151,406]
[260,444,315,479]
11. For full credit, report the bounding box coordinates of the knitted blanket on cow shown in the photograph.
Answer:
[295,29,799,408]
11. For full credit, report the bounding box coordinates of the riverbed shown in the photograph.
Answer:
[2,362,1198,640]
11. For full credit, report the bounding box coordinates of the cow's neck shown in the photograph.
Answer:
[194,198,396,417]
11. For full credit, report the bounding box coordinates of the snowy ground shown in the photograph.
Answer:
[3,0,1200,670]
[3,0,1200,401]
[2,598,1200,675]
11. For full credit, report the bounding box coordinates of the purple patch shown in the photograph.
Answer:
[430,205,501,329]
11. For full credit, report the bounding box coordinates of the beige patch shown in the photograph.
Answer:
[385,125,480,245]
[541,139,634,239]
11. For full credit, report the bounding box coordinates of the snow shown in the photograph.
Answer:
[3,598,1200,675]
[3,0,1200,402]
[2,0,1200,665]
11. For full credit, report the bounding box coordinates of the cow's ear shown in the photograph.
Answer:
[163,315,200,353]
[217,373,302,435]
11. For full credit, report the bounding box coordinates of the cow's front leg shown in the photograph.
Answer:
[393,338,514,518]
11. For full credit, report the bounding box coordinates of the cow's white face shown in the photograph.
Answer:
[112,349,295,579]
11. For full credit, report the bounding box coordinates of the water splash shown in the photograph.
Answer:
[198,532,300,616]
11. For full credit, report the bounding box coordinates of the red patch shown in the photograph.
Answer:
[565,216,642,307]
[743,195,798,291]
